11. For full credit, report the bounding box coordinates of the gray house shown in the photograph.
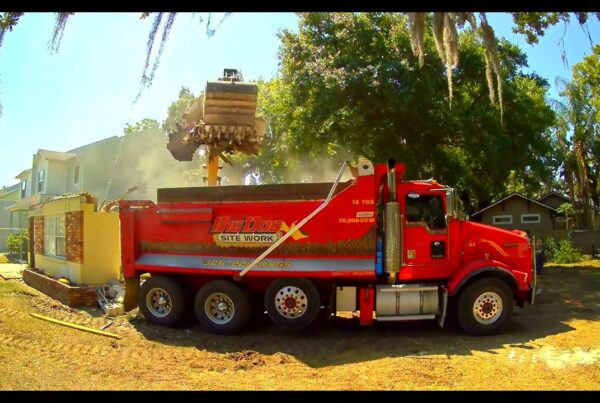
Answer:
[471,192,567,240]
[538,191,570,210]
[0,183,23,252]
[5,131,199,245]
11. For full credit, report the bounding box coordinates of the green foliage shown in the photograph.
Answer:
[544,237,582,263]
[543,237,559,262]
[552,47,600,227]
[551,239,583,263]
[6,230,27,256]
[573,44,600,122]
[557,202,575,222]
[161,87,197,133]
[510,13,573,44]
[123,118,161,136]
[0,12,24,46]
[267,13,556,209]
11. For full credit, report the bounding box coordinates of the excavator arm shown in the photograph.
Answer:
[167,68,267,185]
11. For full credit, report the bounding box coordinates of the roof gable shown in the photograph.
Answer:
[67,136,119,154]
[15,169,31,180]
[36,149,77,162]
[0,183,20,197]
[472,192,557,216]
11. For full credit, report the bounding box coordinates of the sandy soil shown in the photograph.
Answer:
[0,264,599,390]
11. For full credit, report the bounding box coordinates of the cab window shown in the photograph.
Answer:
[405,194,446,229]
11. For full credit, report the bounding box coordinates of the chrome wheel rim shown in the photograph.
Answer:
[205,292,235,324]
[146,287,172,318]
[275,286,308,319]
[473,291,503,324]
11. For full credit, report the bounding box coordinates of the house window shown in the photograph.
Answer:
[37,170,45,192]
[74,166,80,184]
[493,215,512,225]
[44,215,66,258]
[521,214,541,224]
[20,180,27,199]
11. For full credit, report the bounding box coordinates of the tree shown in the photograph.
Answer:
[123,118,160,136]
[264,13,555,210]
[161,87,197,133]
[6,230,27,258]
[557,202,576,230]
[550,46,600,229]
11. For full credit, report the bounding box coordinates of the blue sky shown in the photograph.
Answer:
[0,12,599,187]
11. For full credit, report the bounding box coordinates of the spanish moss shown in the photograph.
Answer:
[206,12,232,38]
[48,12,72,54]
[432,13,446,64]
[135,13,164,103]
[408,13,426,67]
[480,14,503,123]
[149,13,177,86]
[447,14,460,107]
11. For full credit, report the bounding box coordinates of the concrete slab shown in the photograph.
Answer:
[0,263,26,279]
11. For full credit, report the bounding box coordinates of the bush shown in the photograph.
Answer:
[548,239,582,264]
[543,237,559,262]
[6,230,28,256]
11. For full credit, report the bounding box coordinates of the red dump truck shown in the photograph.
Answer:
[119,159,535,335]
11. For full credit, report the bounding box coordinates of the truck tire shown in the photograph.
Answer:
[195,280,251,335]
[264,278,320,330]
[139,276,188,327]
[456,277,514,336]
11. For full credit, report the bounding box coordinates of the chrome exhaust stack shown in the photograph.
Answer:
[385,159,401,283]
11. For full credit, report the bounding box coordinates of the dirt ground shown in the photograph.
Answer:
[0,264,599,390]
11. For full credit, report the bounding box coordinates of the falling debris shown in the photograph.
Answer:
[101,321,114,331]
[96,279,125,317]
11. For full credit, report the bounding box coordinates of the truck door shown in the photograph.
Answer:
[401,192,450,275]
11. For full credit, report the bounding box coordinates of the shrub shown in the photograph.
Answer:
[543,237,559,262]
[6,230,28,256]
[551,239,582,264]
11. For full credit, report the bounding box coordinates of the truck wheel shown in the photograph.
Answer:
[139,276,188,327]
[264,278,320,330]
[456,278,514,336]
[195,280,251,335]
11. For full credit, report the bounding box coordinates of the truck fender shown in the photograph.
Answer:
[448,260,518,297]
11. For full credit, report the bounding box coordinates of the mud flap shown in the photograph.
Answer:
[436,287,448,328]
[123,275,140,312]
[530,236,537,305]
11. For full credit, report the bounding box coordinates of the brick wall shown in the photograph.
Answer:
[66,211,84,263]
[23,269,97,307]
[33,216,44,255]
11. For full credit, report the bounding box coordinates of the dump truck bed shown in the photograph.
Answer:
[120,175,378,281]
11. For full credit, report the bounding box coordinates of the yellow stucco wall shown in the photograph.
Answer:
[33,254,83,283]
[82,211,120,285]
[30,195,121,285]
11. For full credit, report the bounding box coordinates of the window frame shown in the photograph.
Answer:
[492,215,513,225]
[20,180,26,199]
[74,165,80,184]
[43,215,66,259]
[521,213,541,224]
[404,193,447,230]
[37,170,45,193]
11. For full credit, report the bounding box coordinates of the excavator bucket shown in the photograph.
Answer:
[203,80,258,126]
[167,69,267,162]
